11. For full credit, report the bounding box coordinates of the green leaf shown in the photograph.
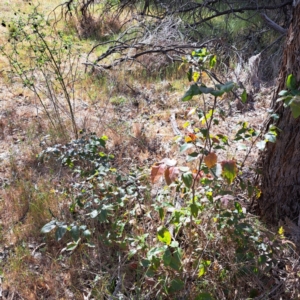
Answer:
[66,241,79,251]
[198,85,215,94]
[195,293,214,300]
[290,96,300,118]
[158,207,165,220]
[190,203,199,217]
[90,209,99,218]
[198,264,206,277]
[241,89,247,103]
[157,227,172,245]
[278,90,289,96]
[41,220,56,233]
[70,225,80,242]
[182,172,193,188]
[286,74,297,90]
[168,251,182,270]
[221,160,237,184]
[55,224,67,241]
[182,84,202,101]
[256,140,266,150]
[216,81,235,93]
[83,229,91,237]
[180,143,194,153]
[276,95,292,103]
[234,202,243,214]
[167,250,182,271]
[187,67,193,81]
[264,131,277,143]
[187,152,199,162]
[168,278,184,293]
[162,248,172,266]
[211,90,225,97]
[209,55,217,68]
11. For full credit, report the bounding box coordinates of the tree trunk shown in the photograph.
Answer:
[260,3,300,223]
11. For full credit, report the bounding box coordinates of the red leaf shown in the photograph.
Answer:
[165,166,180,185]
[151,163,166,183]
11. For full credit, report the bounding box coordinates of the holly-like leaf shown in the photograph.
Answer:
[221,160,237,184]
[204,152,217,168]
[157,227,172,245]
[164,166,179,185]
[182,172,193,188]
[151,163,166,183]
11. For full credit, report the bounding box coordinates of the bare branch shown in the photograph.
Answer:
[260,13,287,34]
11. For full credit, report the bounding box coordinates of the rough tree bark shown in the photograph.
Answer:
[259,2,300,224]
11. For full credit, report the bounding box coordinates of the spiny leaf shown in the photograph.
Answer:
[204,152,217,168]
[221,160,237,184]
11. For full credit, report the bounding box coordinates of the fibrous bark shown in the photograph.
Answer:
[260,3,300,224]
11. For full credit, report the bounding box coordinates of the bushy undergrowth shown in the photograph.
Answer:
[0,3,296,299]
[37,49,289,299]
